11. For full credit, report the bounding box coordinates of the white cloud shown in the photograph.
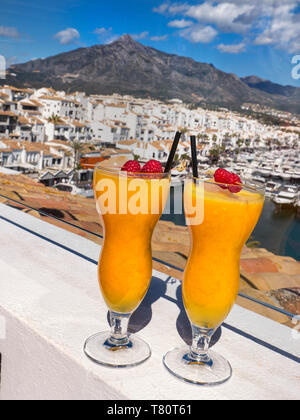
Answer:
[54,28,80,45]
[150,35,169,41]
[217,42,246,54]
[153,2,190,15]
[153,1,300,52]
[153,3,170,14]
[168,19,194,28]
[185,2,254,34]
[0,26,19,38]
[167,3,190,15]
[94,27,112,36]
[131,31,149,40]
[253,3,300,53]
[179,24,218,44]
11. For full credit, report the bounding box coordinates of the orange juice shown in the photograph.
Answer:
[94,165,170,314]
[183,180,264,329]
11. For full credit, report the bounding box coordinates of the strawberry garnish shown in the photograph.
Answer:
[214,168,242,194]
[141,160,163,174]
[228,173,242,193]
[214,168,232,189]
[121,160,141,173]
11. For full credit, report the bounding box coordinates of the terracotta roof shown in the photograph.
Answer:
[118,139,138,146]
[0,139,55,155]
[71,120,86,128]
[0,111,18,117]
[20,101,39,107]
[30,116,44,125]
[47,139,71,146]
[30,99,44,107]
[18,116,31,125]
[106,103,127,109]
[39,95,78,104]
[150,141,165,151]
[2,86,33,93]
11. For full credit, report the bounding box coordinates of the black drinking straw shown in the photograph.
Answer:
[164,131,182,173]
[190,135,199,179]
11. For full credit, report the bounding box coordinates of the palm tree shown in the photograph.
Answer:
[47,114,63,124]
[254,137,261,148]
[275,139,282,150]
[70,139,84,185]
[209,146,222,165]
[236,139,244,148]
[265,138,273,150]
[180,127,189,143]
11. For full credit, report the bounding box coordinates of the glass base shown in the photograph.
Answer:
[84,332,151,368]
[163,347,232,386]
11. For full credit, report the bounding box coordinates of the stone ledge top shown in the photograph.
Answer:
[0,202,299,400]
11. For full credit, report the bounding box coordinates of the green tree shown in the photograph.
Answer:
[209,146,221,164]
[47,114,63,124]
[70,139,84,185]
[237,138,244,147]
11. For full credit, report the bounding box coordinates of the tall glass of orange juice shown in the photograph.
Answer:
[163,175,264,385]
[84,161,171,367]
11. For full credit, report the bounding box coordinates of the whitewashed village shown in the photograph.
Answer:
[0,84,300,206]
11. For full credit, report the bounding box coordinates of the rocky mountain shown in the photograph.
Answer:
[4,34,300,113]
[241,76,300,100]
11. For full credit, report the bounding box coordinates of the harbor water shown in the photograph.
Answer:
[161,187,300,262]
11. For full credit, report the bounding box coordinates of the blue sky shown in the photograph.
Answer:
[1,0,300,87]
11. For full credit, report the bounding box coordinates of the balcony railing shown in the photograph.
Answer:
[0,191,297,326]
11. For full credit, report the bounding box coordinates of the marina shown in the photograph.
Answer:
[162,148,300,263]
[162,194,300,262]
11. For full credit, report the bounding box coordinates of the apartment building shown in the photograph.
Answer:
[0,138,71,171]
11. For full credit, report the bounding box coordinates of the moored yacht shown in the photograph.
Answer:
[265,181,281,198]
[292,171,300,181]
[252,175,266,184]
[272,185,299,206]
[278,171,291,181]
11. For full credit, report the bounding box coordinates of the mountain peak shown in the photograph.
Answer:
[3,38,300,114]
[117,34,136,44]
[242,75,267,84]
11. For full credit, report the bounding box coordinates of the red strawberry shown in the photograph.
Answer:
[214,169,242,194]
[228,173,242,193]
[214,168,232,189]
[121,160,141,173]
[141,160,163,174]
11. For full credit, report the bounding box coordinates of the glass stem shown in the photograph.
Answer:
[108,311,131,346]
[188,324,215,365]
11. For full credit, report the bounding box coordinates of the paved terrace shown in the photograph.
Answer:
[0,202,299,400]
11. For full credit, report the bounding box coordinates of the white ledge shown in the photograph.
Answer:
[0,202,299,400]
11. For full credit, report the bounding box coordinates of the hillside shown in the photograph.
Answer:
[4,34,300,113]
